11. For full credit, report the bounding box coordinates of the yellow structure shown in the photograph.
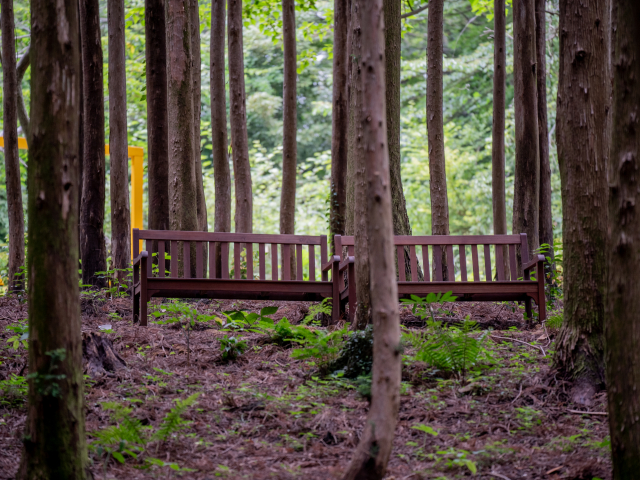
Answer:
[0,136,144,257]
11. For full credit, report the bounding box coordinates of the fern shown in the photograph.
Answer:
[152,393,200,443]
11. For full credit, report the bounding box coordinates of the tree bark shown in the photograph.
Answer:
[108,0,131,284]
[17,0,88,475]
[512,0,540,262]
[190,0,208,236]
[1,0,26,293]
[330,0,349,243]
[15,45,31,141]
[228,0,253,233]
[145,0,170,235]
[166,0,199,274]
[536,0,555,283]
[427,0,450,279]
[79,0,108,288]
[342,1,400,477]
[280,0,297,236]
[492,0,507,235]
[606,0,640,474]
[554,0,610,403]
[210,0,231,237]
[345,0,371,329]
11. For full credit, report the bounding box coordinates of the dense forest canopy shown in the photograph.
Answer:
[0,0,561,282]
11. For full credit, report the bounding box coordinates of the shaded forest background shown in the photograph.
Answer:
[0,0,561,283]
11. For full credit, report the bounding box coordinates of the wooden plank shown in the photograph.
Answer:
[146,240,153,277]
[471,245,480,281]
[446,244,455,281]
[282,244,291,280]
[296,244,303,280]
[397,246,406,281]
[209,242,216,279]
[335,234,522,246]
[308,244,315,281]
[409,245,418,282]
[196,242,203,278]
[234,243,241,279]
[246,243,253,280]
[434,245,443,281]
[271,243,278,280]
[259,244,266,280]
[136,230,324,244]
[184,242,191,278]
[495,245,505,281]
[170,241,178,278]
[484,244,492,281]
[421,245,431,282]
[158,240,166,277]
[221,243,229,279]
[509,244,518,281]
[320,236,328,281]
[459,245,467,281]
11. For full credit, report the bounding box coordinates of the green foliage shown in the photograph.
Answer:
[5,319,28,350]
[427,447,478,475]
[301,298,333,326]
[328,325,374,378]
[26,348,66,397]
[291,324,350,373]
[354,374,371,401]
[219,336,248,362]
[401,291,458,321]
[152,393,201,443]
[546,312,563,330]
[94,267,134,297]
[0,373,27,407]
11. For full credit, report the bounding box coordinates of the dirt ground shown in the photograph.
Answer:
[0,294,611,479]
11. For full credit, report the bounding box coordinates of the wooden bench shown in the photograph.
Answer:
[132,229,342,326]
[334,233,546,322]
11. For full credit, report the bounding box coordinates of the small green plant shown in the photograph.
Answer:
[0,373,28,407]
[546,312,563,330]
[514,406,542,430]
[219,335,247,362]
[291,324,350,374]
[5,320,28,350]
[401,291,458,324]
[27,348,67,397]
[427,447,477,474]
[328,325,374,378]
[411,423,438,449]
[301,298,333,326]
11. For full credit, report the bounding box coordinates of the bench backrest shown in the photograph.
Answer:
[335,234,530,282]
[133,229,329,281]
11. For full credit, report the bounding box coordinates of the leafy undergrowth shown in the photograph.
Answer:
[0,294,609,479]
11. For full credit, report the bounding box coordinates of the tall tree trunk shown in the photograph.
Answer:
[166,0,199,274]
[345,0,371,329]
[554,0,610,403]
[606,0,640,474]
[190,0,208,235]
[1,0,26,293]
[492,0,507,238]
[145,0,170,234]
[512,0,540,262]
[536,0,555,284]
[280,0,297,235]
[228,0,253,233]
[108,0,131,284]
[18,0,88,476]
[79,0,107,288]
[427,0,450,279]
[330,0,349,244]
[342,0,400,477]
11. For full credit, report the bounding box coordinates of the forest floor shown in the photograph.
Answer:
[0,294,611,480]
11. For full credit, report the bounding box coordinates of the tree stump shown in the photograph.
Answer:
[82,332,126,377]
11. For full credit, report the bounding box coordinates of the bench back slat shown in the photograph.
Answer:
[496,245,505,281]
[247,243,254,279]
[433,245,444,281]
[410,246,418,282]
[171,241,178,278]
[259,244,266,280]
[183,242,191,278]
[459,245,467,281]
[209,242,216,279]
[221,243,230,279]
[283,244,291,280]
[509,244,518,280]
[158,240,166,277]
[397,246,406,281]
[321,237,328,281]
[483,244,492,281]
[309,245,316,281]
[421,245,431,282]
[471,245,480,281]
[296,244,304,280]
[446,245,455,281]
[271,243,278,280]
[233,243,241,279]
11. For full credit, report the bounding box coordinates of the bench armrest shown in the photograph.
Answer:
[321,255,341,272]
[339,256,354,272]
[133,251,149,266]
[523,255,545,273]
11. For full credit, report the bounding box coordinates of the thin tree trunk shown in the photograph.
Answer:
[536,0,555,284]
[606,0,640,474]
[190,0,208,236]
[492,0,508,278]
[427,0,450,279]
[342,0,400,477]
[79,0,108,288]
[228,0,253,233]
[330,0,349,244]
[17,0,88,476]
[15,45,30,141]
[345,0,371,329]
[280,0,297,235]
[146,0,170,259]
[512,0,540,264]
[166,0,199,274]
[554,0,610,403]
[108,0,131,284]
[1,0,26,293]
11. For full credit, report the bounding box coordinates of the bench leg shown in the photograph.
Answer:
[331,262,340,324]
[348,262,356,323]
[133,291,139,323]
[141,295,148,327]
